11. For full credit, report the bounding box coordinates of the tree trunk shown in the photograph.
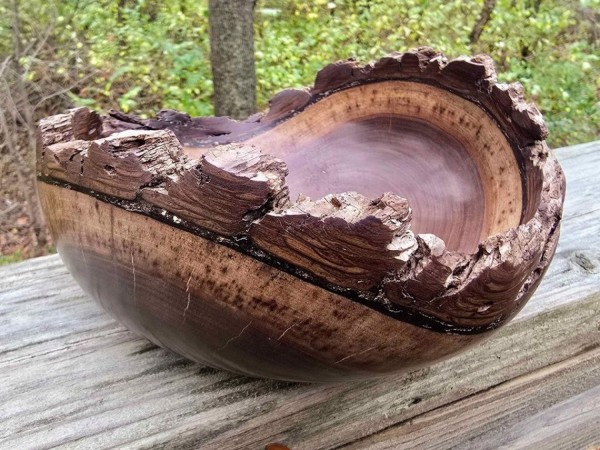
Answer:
[208,0,257,119]
[469,0,497,44]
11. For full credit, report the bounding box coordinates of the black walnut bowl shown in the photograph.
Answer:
[37,48,565,382]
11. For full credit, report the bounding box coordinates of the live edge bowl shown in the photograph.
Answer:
[37,48,565,382]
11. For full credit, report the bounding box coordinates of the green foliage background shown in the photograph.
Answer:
[2,0,599,147]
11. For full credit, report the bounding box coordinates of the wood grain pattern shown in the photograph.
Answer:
[142,143,289,236]
[0,266,597,449]
[491,384,600,450]
[250,191,414,290]
[41,129,182,200]
[37,182,476,381]
[36,49,566,380]
[247,81,523,248]
[343,344,600,449]
[0,142,595,448]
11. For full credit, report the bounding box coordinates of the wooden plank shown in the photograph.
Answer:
[494,384,600,450]
[0,141,599,449]
[341,341,600,449]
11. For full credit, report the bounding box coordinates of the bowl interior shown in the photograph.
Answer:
[266,116,485,253]
[182,81,524,254]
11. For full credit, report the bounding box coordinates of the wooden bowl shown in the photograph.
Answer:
[37,48,565,382]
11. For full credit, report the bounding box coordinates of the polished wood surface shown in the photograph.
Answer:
[248,81,521,252]
[36,48,565,381]
[39,182,476,382]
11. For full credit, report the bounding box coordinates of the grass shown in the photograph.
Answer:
[0,250,24,266]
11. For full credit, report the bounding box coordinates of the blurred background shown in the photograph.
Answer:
[1,0,599,262]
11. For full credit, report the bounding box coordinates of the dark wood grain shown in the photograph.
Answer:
[36,48,566,381]
[251,114,487,253]
[38,182,477,381]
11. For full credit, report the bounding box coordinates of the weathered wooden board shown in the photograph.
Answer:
[343,337,600,449]
[492,384,600,450]
[0,141,599,449]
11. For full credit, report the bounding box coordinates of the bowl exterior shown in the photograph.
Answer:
[39,182,487,382]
